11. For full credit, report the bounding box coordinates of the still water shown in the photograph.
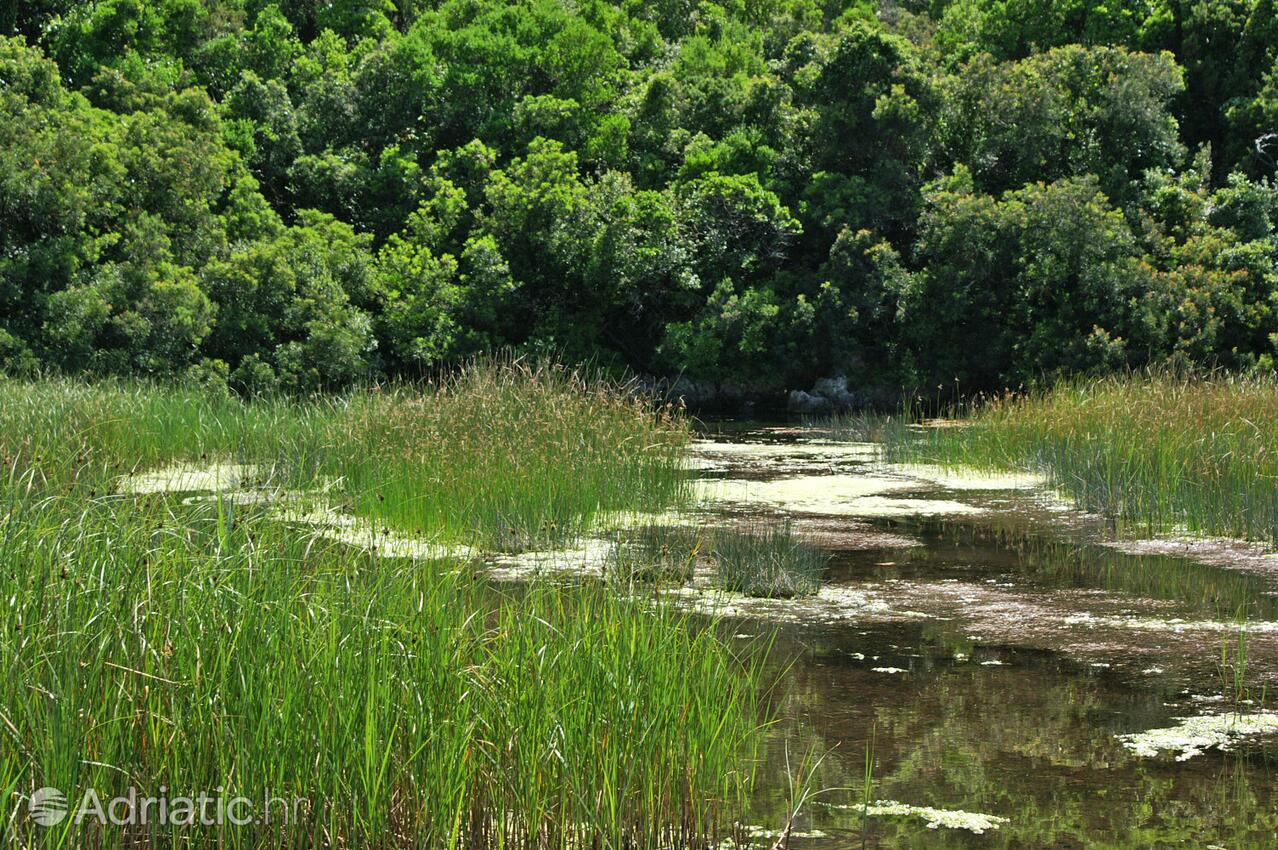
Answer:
[694,424,1278,848]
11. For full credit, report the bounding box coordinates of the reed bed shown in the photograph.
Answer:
[608,524,707,585]
[0,365,764,848]
[885,373,1278,544]
[327,362,689,549]
[0,359,689,549]
[605,521,827,599]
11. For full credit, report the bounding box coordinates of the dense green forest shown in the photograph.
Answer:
[2,0,1277,395]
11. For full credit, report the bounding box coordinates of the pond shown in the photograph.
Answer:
[107,422,1278,846]
[695,423,1278,848]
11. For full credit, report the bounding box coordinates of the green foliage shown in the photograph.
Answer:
[890,372,1278,543]
[938,45,1184,201]
[902,170,1152,387]
[0,369,760,847]
[2,0,1278,394]
[934,0,1159,62]
[202,211,381,391]
[803,23,934,231]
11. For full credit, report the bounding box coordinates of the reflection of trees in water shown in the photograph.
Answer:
[894,519,1278,622]
[752,625,1278,846]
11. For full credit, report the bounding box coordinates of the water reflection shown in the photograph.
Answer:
[696,426,1278,847]
[747,620,1278,848]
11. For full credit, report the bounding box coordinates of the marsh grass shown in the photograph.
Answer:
[0,364,765,848]
[0,358,689,550]
[884,373,1278,545]
[328,361,690,550]
[1218,626,1266,708]
[714,522,826,599]
[861,725,877,850]
[812,411,910,444]
[608,523,707,585]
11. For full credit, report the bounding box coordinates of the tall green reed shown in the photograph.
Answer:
[884,372,1278,544]
[0,358,690,550]
[714,522,826,599]
[0,365,763,848]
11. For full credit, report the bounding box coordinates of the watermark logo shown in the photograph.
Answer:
[25,786,307,828]
[28,787,69,827]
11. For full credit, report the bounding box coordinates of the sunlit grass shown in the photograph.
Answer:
[608,523,707,585]
[713,522,826,599]
[884,372,1278,544]
[0,362,765,848]
[604,521,827,600]
[328,361,690,549]
[0,358,690,549]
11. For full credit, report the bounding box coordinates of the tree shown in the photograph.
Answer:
[934,0,1158,62]
[674,171,801,287]
[201,212,380,391]
[803,22,933,229]
[44,216,213,374]
[938,45,1184,202]
[224,70,302,203]
[901,170,1149,387]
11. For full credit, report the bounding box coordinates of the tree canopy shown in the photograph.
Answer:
[3,0,1277,394]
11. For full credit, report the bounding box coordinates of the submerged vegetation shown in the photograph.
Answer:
[0,364,763,848]
[886,374,1278,545]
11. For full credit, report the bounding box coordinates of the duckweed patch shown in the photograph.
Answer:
[659,584,921,625]
[1118,713,1278,760]
[826,800,1009,833]
[1064,613,1278,634]
[118,461,263,494]
[883,463,1048,491]
[696,475,985,517]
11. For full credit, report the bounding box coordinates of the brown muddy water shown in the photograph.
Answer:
[695,423,1278,848]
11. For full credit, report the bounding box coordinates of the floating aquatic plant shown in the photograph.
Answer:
[118,461,263,494]
[1063,613,1278,634]
[826,800,1010,834]
[658,583,927,626]
[1118,712,1278,761]
[696,474,985,517]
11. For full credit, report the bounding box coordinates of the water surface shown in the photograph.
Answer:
[698,423,1278,848]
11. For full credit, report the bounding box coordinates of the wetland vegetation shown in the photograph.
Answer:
[10,368,1278,847]
[887,373,1278,545]
[7,0,1278,845]
[712,522,827,600]
[0,363,764,848]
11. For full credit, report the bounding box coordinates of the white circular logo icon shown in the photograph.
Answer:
[29,787,68,827]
